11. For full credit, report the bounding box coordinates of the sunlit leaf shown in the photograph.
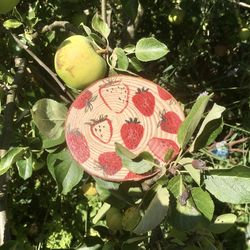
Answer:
[92,13,110,39]
[191,103,225,151]
[16,156,33,180]
[167,175,184,198]
[208,213,237,234]
[168,197,205,232]
[115,143,156,174]
[191,187,214,221]
[0,147,25,175]
[177,93,212,149]
[135,37,169,62]
[31,98,67,140]
[133,185,169,234]
[205,166,250,204]
[179,158,200,186]
[113,48,129,70]
[3,19,23,29]
[47,150,83,195]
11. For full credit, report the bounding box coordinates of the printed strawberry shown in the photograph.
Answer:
[158,110,182,134]
[148,137,179,162]
[73,90,97,112]
[99,78,129,113]
[98,152,122,175]
[66,130,90,163]
[120,118,144,150]
[87,115,113,144]
[132,87,155,116]
[157,85,172,101]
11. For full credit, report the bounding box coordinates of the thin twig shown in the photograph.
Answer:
[28,65,70,104]
[237,1,250,9]
[30,21,78,40]
[41,21,78,34]
[10,33,74,102]
[101,0,107,23]
[0,57,26,246]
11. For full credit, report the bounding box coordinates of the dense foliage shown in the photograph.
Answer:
[0,0,250,249]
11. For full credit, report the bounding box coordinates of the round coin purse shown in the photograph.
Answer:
[65,75,185,182]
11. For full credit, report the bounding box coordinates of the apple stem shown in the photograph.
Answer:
[96,48,109,55]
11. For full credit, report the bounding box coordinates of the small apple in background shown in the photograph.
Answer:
[122,207,141,232]
[106,207,123,232]
[168,8,185,25]
[54,35,107,89]
[0,0,20,14]
[239,27,250,41]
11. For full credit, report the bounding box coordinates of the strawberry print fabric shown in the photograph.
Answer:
[65,75,185,182]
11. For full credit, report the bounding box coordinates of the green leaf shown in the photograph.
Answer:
[92,13,110,39]
[191,187,214,221]
[190,103,225,151]
[204,166,250,204]
[129,57,144,72]
[164,148,174,162]
[42,132,65,149]
[115,142,136,159]
[115,143,156,174]
[167,175,184,198]
[177,93,212,149]
[0,147,25,175]
[16,156,33,180]
[47,150,83,195]
[31,98,67,140]
[115,143,156,173]
[133,185,169,234]
[81,24,91,36]
[168,197,205,232]
[121,0,139,22]
[199,237,217,250]
[208,213,237,234]
[121,157,155,174]
[113,48,129,70]
[3,19,23,29]
[93,176,120,190]
[179,158,200,186]
[89,33,106,47]
[95,182,132,209]
[124,44,136,54]
[135,37,169,62]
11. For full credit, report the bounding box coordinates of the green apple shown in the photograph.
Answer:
[106,207,123,232]
[122,207,141,232]
[239,27,250,41]
[54,35,107,89]
[168,8,185,25]
[0,0,20,14]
